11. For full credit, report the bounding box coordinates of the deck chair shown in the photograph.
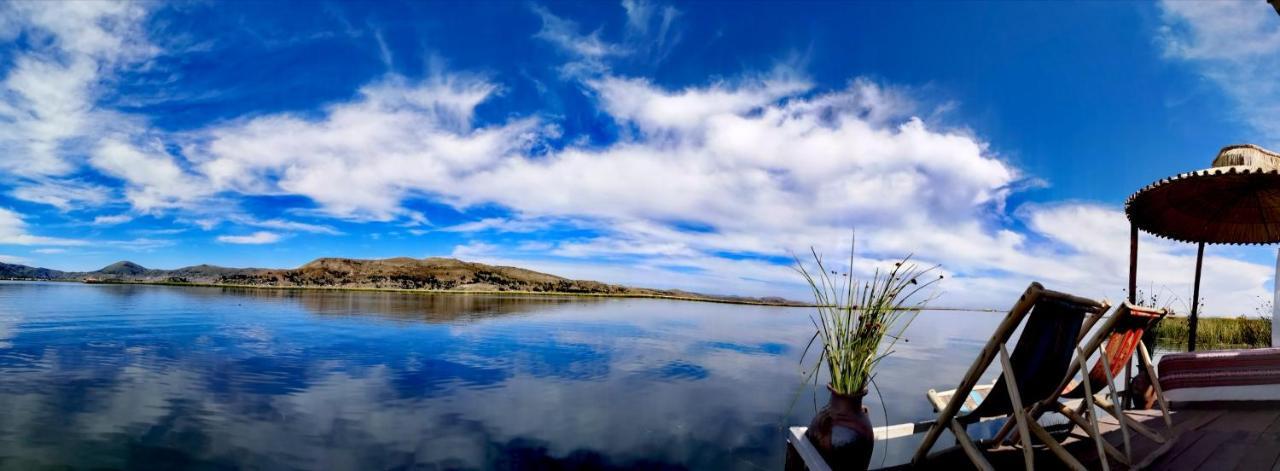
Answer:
[911,283,1110,470]
[996,302,1170,470]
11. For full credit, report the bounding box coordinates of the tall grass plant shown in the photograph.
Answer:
[796,240,942,395]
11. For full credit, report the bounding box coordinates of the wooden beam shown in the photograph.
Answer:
[785,427,832,471]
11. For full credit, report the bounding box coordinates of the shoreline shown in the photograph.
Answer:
[2,278,1001,311]
[14,278,811,307]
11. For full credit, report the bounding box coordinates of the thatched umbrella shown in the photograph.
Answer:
[1125,144,1280,351]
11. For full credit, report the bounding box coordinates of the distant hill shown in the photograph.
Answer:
[0,257,803,306]
[0,262,70,280]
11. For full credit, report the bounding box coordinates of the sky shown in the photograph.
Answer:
[0,0,1278,313]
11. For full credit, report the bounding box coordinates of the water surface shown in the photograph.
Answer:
[0,281,1007,469]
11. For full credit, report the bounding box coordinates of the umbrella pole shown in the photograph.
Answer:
[1273,248,1278,348]
[1127,223,1139,406]
[1129,223,1138,303]
[1189,242,1205,352]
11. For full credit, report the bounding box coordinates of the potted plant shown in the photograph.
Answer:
[795,241,941,470]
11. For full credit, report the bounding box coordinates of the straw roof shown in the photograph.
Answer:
[1125,144,1280,245]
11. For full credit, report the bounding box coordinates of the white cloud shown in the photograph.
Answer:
[531,4,626,60]
[105,238,175,251]
[90,138,214,212]
[241,218,342,235]
[1158,0,1280,142]
[0,254,30,265]
[0,0,1271,316]
[588,75,810,134]
[0,2,154,178]
[437,217,551,233]
[622,0,680,48]
[9,179,113,211]
[216,231,283,245]
[33,248,65,254]
[92,214,133,226]
[156,64,1274,312]
[187,74,537,221]
[0,208,85,246]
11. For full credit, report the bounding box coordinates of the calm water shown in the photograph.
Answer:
[0,281,1009,470]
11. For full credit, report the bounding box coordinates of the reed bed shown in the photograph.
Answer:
[1154,316,1272,349]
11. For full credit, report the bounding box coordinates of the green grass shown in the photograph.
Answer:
[1154,316,1272,349]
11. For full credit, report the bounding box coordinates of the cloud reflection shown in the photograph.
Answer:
[0,281,999,468]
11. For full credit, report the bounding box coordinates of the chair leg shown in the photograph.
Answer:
[1075,347,1113,471]
[949,419,995,471]
[1093,396,1166,443]
[1028,421,1089,471]
[1096,349,1132,462]
[1138,340,1173,429]
[912,285,1043,466]
[1055,402,1127,465]
[998,344,1034,471]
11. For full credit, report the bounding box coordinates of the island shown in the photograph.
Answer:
[0,257,805,307]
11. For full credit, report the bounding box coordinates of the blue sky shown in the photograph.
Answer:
[0,1,1278,312]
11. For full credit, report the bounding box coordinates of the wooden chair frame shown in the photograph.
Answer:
[992,302,1172,469]
[910,283,1109,469]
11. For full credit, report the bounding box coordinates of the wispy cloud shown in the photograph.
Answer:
[0,208,86,246]
[0,2,155,178]
[105,238,176,251]
[9,179,114,211]
[90,138,215,212]
[531,4,627,61]
[621,0,682,63]
[238,217,343,235]
[437,217,550,233]
[216,231,283,245]
[0,254,31,265]
[188,74,531,221]
[92,214,133,226]
[1158,0,1280,143]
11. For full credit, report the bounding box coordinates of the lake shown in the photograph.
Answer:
[0,281,1011,469]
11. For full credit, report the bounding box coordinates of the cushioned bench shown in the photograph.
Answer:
[1158,347,1280,403]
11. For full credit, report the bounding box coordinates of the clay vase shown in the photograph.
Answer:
[804,385,874,470]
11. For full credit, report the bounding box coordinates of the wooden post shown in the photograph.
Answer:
[1189,242,1205,352]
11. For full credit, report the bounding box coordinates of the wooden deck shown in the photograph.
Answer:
[868,403,1280,470]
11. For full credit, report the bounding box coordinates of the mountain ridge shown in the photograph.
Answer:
[0,257,802,306]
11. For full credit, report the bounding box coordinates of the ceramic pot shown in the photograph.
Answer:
[804,385,874,470]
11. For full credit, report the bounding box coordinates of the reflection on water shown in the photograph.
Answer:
[0,281,1006,469]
